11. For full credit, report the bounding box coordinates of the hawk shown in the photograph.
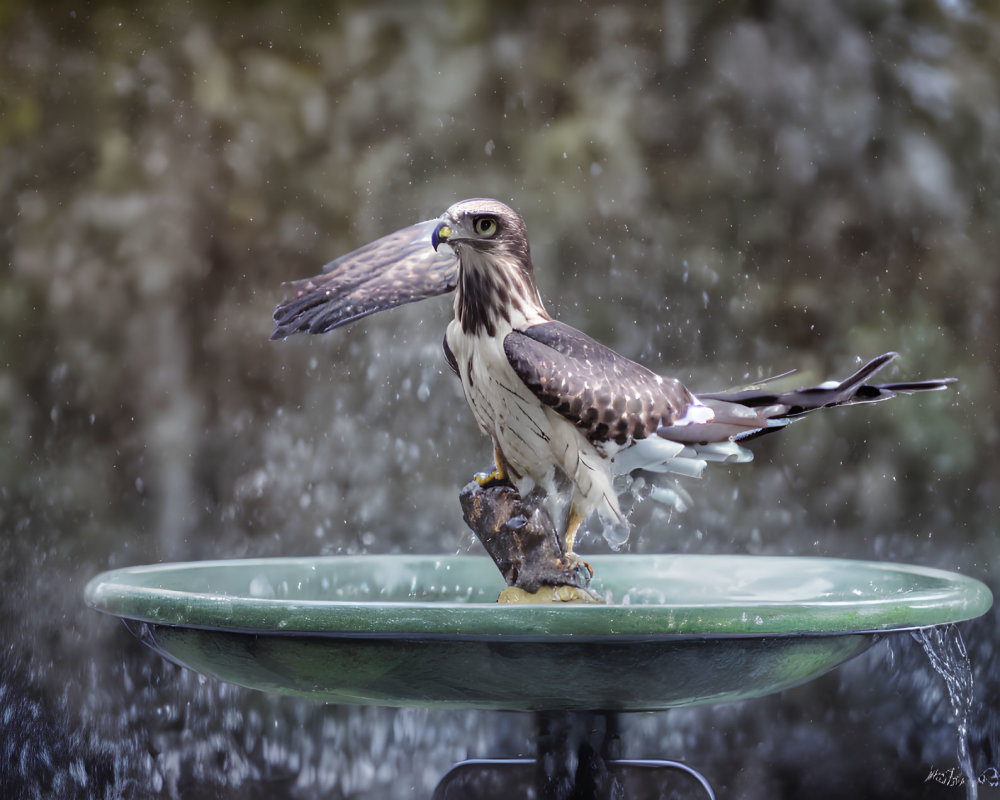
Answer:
[272,198,954,562]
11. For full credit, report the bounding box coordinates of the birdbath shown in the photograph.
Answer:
[86,549,992,797]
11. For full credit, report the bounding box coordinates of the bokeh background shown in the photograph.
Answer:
[1,1,998,798]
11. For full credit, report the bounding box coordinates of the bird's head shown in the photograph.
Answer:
[431,198,530,263]
[432,199,546,335]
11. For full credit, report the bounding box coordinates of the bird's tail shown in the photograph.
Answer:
[623,353,955,515]
[691,352,955,442]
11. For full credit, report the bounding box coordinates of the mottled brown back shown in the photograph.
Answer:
[504,321,693,445]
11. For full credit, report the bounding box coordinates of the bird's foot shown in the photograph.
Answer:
[474,466,512,489]
[497,585,604,604]
[556,551,594,579]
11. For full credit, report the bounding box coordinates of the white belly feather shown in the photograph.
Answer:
[445,318,624,537]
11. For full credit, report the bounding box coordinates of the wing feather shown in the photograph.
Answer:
[504,321,694,445]
[271,219,458,339]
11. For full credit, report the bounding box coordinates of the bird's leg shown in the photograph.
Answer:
[557,505,593,579]
[474,441,513,488]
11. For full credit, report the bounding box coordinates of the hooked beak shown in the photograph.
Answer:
[431,221,451,251]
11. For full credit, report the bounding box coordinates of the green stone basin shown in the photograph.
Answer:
[84,554,992,712]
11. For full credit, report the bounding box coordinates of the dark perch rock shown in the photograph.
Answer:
[458,481,593,593]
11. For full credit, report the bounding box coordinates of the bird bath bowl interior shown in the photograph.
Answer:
[85,554,991,712]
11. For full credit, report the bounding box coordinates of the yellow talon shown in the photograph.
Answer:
[475,466,507,487]
[475,442,510,487]
[557,552,594,579]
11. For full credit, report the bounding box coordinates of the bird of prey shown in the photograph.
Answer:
[272,198,954,563]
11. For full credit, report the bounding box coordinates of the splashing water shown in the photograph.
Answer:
[912,624,977,800]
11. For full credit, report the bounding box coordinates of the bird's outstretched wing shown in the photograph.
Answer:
[503,321,697,445]
[271,219,458,339]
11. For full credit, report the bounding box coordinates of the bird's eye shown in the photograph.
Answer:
[473,216,498,237]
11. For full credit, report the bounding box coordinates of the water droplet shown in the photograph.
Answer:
[249,574,275,598]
